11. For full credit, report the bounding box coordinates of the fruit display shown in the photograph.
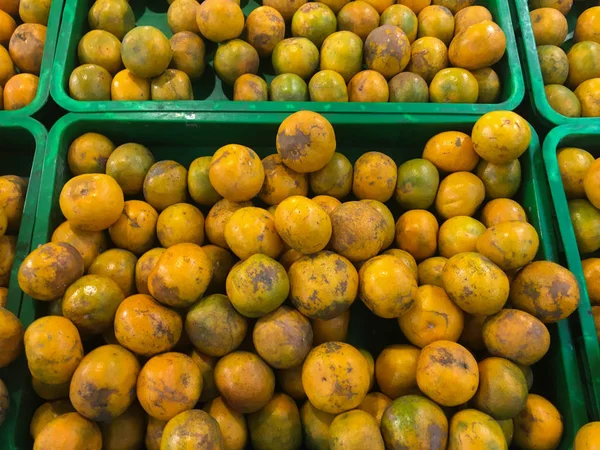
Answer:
[65,0,513,104]
[3,110,586,449]
[528,1,600,118]
[0,0,52,110]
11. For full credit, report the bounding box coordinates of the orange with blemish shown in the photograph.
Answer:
[0,175,26,232]
[275,196,332,254]
[234,73,268,101]
[509,260,579,323]
[418,5,454,45]
[134,248,166,295]
[583,258,600,305]
[557,147,594,199]
[364,25,411,79]
[480,198,527,227]
[185,293,248,357]
[375,344,420,399]
[114,294,183,357]
[395,209,439,261]
[18,242,85,301]
[196,0,244,42]
[448,409,507,450]
[471,111,531,164]
[513,394,563,450]
[204,396,248,450]
[88,248,137,297]
[454,5,492,35]
[9,23,46,74]
[460,314,486,350]
[0,306,22,368]
[348,70,390,102]
[188,156,222,207]
[30,400,75,439]
[203,244,234,295]
[67,132,115,175]
[245,6,285,57]
[320,31,364,83]
[477,221,539,271]
[143,160,187,212]
[406,36,448,83]
[435,171,485,219]
[352,152,397,202]
[214,351,275,414]
[417,256,447,287]
[160,410,223,449]
[137,352,202,421]
[205,199,253,249]
[289,251,358,320]
[209,144,264,203]
[363,200,395,250]
[423,131,478,172]
[0,236,15,287]
[109,200,158,255]
[259,154,308,206]
[33,412,101,450]
[3,73,39,110]
[69,345,140,421]
[416,340,479,406]
[574,421,600,450]
[225,207,283,260]
[337,1,380,41]
[329,410,385,450]
[191,350,219,403]
[24,316,83,384]
[300,400,336,449]
[398,285,464,348]
[309,153,353,199]
[358,392,392,426]
[99,402,145,450]
[62,274,125,335]
[60,174,124,231]
[302,342,370,414]
[438,216,486,258]
[148,243,213,308]
[156,203,204,247]
[78,30,122,75]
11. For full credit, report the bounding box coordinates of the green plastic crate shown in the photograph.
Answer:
[543,124,600,420]
[0,117,47,440]
[0,112,583,449]
[50,0,524,114]
[0,0,64,118]
[514,0,598,127]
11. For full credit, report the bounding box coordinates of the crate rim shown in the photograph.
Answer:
[49,0,524,114]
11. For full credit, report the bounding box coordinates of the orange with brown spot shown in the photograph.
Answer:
[480,198,527,227]
[352,152,397,202]
[160,409,223,449]
[134,248,166,295]
[108,200,158,255]
[156,202,205,248]
[224,207,283,260]
[259,154,308,206]
[205,198,253,249]
[69,345,140,421]
[209,144,265,202]
[51,221,108,271]
[88,248,137,297]
[143,160,188,212]
[513,394,563,450]
[0,306,22,368]
[191,350,219,403]
[114,294,182,357]
[423,131,478,173]
[67,132,115,175]
[329,409,385,450]
[417,256,447,287]
[309,153,353,199]
[395,209,439,261]
[477,221,539,271]
[438,216,486,258]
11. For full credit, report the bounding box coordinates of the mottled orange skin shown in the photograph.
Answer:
[0,235,15,287]
[120,26,172,79]
[277,365,306,401]
[114,294,182,357]
[30,400,75,439]
[156,203,204,248]
[275,196,332,254]
[18,242,85,301]
[148,243,212,308]
[160,410,223,449]
[300,400,336,450]
[405,36,448,83]
[538,44,569,86]
[0,306,22,368]
[288,251,358,319]
[190,350,219,403]
[351,152,397,202]
[472,111,531,164]
[78,30,122,75]
[477,159,521,199]
[186,157,221,207]
[509,261,579,323]
[137,352,202,421]
[399,285,464,347]
[417,340,478,406]
[0,176,26,232]
[436,171,485,219]
[259,154,308,206]
[320,31,364,83]
[88,0,134,40]
[209,144,264,202]
[8,23,46,74]
[214,351,275,414]
[423,131,478,173]
[245,6,285,57]
[513,394,563,450]
[348,70,390,102]
[51,222,108,270]
[574,421,600,450]
[226,253,289,318]
[253,305,312,369]
[416,257,446,287]
[109,200,158,255]
[134,248,165,295]
[167,0,199,34]
[337,1,380,41]
[546,84,582,118]
[62,274,125,336]
[88,248,137,297]
[482,309,550,366]
[69,64,112,101]
[364,25,411,79]
[309,153,352,199]
[429,68,479,103]
[472,357,528,420]
[448,409,507,450]
[248,393,303,450]
[24,316,83,385]
[311,309,350,345]
[583,258,600,305]
[380,5,418,42]
[69,345,139,421]
[360,255,417,318]
[33,412,102,450]
[168,32,205,81]
[205,199,253,249]
[569,199,600,253]
[204,397,248,450]
[375,344,420,398]
[185,293,247,357]
[234,74,268,101]
[151,69,193,101]
[449,20,506,70]
[106,143,154,196]
[214,39,259,86]
[3,73,39,110]
[442,252,509,316]
[438,216,485,258]
[329,410,385,450]
[67,132,115,176]
[143,160,187,212]
[111,69,150,101]
[476,221,538,271]
[302,342,370,414]
[454,5,491,35]
[312,195,342,218]
[60,173,124,231]
[481,198,527,227]
[224,207,283,260]
[395,209,439,261]
[530,8,567,47]
[417,5,454,45]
